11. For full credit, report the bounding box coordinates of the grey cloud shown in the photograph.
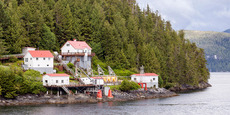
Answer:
[136,0,230,32]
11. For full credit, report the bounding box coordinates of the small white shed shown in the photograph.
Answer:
[91,77,104,85]
[43,74,69,86]
[79,77,93,85]
[131,73,159,88]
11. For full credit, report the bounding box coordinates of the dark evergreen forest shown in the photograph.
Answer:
[0,0,209,87]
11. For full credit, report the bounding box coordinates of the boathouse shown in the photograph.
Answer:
[43,74,70,86]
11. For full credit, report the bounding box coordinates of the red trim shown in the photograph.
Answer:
[45,74,69,77]
[91,77,103,79]
[138,83,147,91]
[28,50,54,58]
[132,73,158,76]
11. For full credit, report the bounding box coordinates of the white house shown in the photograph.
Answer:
[60,39,95,69]
[131,73,159,88]
[43,74,70,86]
[131,66,159,88]
[23,50,54,74]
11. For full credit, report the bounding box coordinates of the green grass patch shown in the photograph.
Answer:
[70,79,79,84]
[114,69,135,76]
[109,85,120,91]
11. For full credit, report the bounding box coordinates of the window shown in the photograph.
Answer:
[43,58,45,60]
[67,44,70,46]
[56,80,58,83]
[38,64,40,66]
[134,78,136,80]
[45,80,48,83]
[25,58,28,62]
[68,50,70,53]
[47,64,49,66]
[30,58,32,60]
[153,78,155,81]
[61,80,64,83]
[48,58,50,60]
[36,58,38,60]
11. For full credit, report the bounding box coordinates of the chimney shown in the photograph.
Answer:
[73,39,76,41]
[140,65,144,74]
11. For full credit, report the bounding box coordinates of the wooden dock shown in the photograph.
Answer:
[44,84,97,88]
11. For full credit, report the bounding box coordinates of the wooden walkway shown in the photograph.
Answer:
[0,54,24,60]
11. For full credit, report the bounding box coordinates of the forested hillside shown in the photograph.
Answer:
[224,29,230,33]
[0,0,209,87]
[184,30,230,72]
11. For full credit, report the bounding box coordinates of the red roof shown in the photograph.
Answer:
[91,77,103,79]
[45,74,69,77]
[132,73,158,76]
[68,41,92,50]
[28,50,54,58]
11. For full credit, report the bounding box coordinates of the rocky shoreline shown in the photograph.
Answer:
[0,88,178,106]
[169,81,212,92]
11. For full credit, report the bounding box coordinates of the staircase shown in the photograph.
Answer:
[54,54,76,78]
[62,86,71,95]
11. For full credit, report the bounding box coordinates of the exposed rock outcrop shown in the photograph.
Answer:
[0,88,177,106]
[169,81,212,92]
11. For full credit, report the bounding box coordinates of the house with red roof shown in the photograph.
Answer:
[43,74,69,86]
[131,66,159,88]
[23,50,54,74]
[60,39,95,69]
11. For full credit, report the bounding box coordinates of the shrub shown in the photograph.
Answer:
[118,76,131,80]
[158,75,163,88]
[9,56,18,62]
[109,85,120,91]
[165,82,175,89]
[119,80,141,91]
[67,62,74,69]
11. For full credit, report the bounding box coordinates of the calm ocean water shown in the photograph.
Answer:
[0,72,230,115]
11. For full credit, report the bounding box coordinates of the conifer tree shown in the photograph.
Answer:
[40,24,57,51]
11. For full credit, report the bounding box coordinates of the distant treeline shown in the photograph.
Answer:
[184,30,230,72]
[0,0,209,87]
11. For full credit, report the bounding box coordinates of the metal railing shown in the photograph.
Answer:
[61,52,95,56]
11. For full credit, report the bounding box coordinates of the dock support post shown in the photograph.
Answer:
[57,90,60,97]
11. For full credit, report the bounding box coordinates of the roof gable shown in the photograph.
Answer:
[45,74,69,77]
[91,77,103,79]
[28,50,54,58]
[132,73,158,76]
[67,41,92,50]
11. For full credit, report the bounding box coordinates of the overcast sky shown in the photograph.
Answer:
[136,0,230,32]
